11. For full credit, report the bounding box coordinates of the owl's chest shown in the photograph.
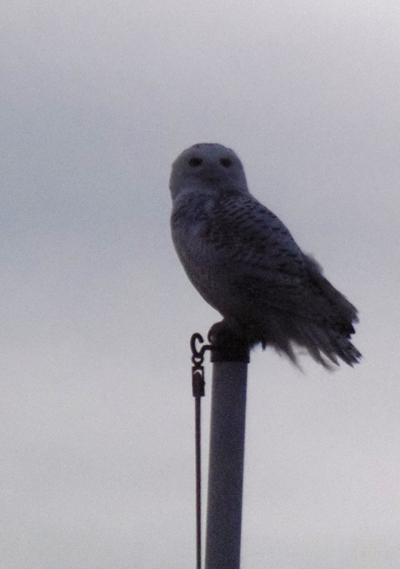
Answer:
[171,199,228,295]
[172,196,213,252]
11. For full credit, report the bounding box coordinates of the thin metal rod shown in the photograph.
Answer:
[205,360,248,569]
[195,394,202,569]
[191,333,209,569]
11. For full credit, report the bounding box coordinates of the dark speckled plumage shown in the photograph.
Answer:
[170,143,361,368]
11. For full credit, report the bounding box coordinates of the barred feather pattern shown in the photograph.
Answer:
[170,143,361,368]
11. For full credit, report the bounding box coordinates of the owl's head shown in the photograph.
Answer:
[169,143,249,200]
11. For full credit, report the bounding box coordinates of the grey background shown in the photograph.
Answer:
[1,0,399,567]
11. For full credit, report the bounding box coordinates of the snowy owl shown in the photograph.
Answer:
[169,143,361,368]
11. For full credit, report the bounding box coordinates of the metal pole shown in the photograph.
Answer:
[205,334,249,569]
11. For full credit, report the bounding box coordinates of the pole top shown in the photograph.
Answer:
[208,324,250,363]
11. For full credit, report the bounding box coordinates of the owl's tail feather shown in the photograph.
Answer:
[243,256,361,368]
[253,315,361,370]
[300,255,361,367]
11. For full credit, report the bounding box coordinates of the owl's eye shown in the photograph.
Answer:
[188,157,203,167]
[220,158,233,167]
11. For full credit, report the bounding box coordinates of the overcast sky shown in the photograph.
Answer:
[1,0,400,567]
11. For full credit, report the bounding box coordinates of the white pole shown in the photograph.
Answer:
[205,339,249,569]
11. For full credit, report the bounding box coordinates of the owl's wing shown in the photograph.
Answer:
[205,192,333,321]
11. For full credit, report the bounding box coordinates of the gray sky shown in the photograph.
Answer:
[1,0,400,567]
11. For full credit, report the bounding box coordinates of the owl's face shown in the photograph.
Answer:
[169,143,249,200]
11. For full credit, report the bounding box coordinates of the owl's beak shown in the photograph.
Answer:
[204,175,221,184]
